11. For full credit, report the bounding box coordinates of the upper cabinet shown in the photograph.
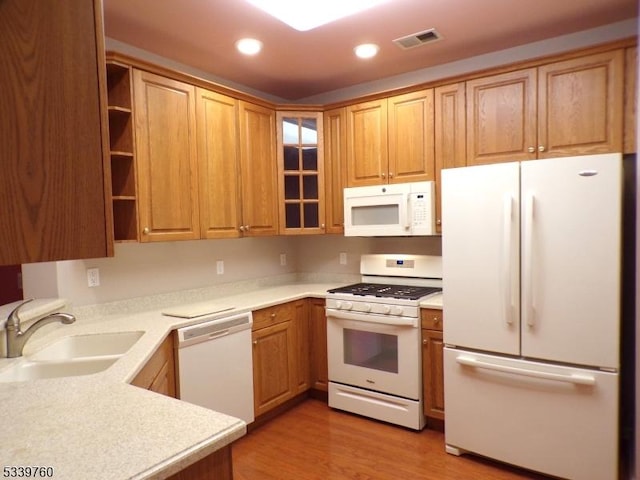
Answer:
[346,90,435,186]
[434,83,466,232]
[133,70,200,242]
[466,50,624,165]
[196,88,242,239]
[238,101,279,236]
[323,108,347,234]
[0,0,112,265]
[277,112,325,234]
[624,46,637,154]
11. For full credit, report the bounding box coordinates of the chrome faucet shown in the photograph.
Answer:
[5,299,76,358]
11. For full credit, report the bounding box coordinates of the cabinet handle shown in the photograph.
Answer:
[433,317,440,324]
[239,226,245,232]
[253,340,258,346]
[321,223,325,229]
[436,219,442,226]
[422,339,427,345]
[270,313,276,319]
[527,146,535,153]
[381,172,386,179]
[538,145,546,152]
[245,225,251,231]
[143,227,150,235]
[388,172,394,178]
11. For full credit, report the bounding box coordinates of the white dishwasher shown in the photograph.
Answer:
[176,311,254,424]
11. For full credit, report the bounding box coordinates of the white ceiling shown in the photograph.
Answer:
[103,0,637,101]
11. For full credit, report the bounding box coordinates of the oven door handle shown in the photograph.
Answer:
[326,309,418,327]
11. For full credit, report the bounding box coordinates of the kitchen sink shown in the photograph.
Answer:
[29,331,144,361]
[0,357,119,382]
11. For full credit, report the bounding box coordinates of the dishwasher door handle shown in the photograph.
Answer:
[207,329,230,340]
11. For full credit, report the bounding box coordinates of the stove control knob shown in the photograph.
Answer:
[381,305,391,314]
[390,306,404,316]
[335,301,343,309]
[343,301,353,311]
[363,303,372,312]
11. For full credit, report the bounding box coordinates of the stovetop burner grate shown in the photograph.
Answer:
[328,283,442,301]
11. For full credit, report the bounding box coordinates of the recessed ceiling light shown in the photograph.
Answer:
[246,0,390,32]
[236,38,263,55]
[354,43,379,59]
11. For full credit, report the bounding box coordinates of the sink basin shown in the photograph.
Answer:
[0,357,118,382]
[30,331,144,361]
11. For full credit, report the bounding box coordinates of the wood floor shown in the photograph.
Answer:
[232,399,549,480]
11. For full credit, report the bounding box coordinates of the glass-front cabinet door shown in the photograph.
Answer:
[276,111,325,234]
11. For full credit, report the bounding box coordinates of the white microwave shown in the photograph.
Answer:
[343,181,436,237]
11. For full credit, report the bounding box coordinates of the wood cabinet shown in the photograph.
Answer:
[167,446,232,480]
[0,0,112,265]
[238,101,279,236]
[308,298,328,392]
[107,60,139,242]
[466,50,624,166]
[421,308,444,421]
[346,91,435,187]
[196,88,242,239]
[323,108,347,234]
[434,82,466,232]
[133,70,200,242]
[131,333,177,398]
[624,46,637,154]
[276,112,325,234]
[252,300,308,417]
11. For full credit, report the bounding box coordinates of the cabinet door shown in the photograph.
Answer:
[309,298,328,392]
[196,88,241,239]
[134,70,200,241]
[277,112,325,234]
[387,89,435,183]
[422,329,444,420]
[252,321,295,417]
[537,50,624,158]
[346,99,388,186]
[324,108,347,234]
[434,83,466,232]
[466,69,537,165]
[624,47,637,154]
[238,101,278,236]
[0,0,111,264]
[292,300,310,394]
[131,334,176,398]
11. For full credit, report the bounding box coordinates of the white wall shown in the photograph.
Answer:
[23,236,297,306]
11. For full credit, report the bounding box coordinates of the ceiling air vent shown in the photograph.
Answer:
[393,28,442,50]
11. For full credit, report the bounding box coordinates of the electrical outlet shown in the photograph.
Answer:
[280,253,287,266]
[87,268,100,287]
[339,252,347,265]
[216,260,224,275]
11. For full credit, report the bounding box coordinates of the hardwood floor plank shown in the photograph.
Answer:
[233,399,549,480]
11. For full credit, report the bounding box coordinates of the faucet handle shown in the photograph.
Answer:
[6,299,34,329]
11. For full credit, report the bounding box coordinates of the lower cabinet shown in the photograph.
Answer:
[252,300,309,417]
[308,298,328,392]
[130,333,176,398]
[421,308,445,421]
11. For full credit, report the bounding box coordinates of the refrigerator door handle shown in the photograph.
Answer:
[455,355,596,386]
[502,194,514,325]
[523,193,535,328]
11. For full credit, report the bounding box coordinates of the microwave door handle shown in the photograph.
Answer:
[405,194,411,232]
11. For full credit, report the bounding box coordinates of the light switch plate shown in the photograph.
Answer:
[339,252,347,265]
[87,268,100,287]
[216,260,224,275]
[280,253,287,266]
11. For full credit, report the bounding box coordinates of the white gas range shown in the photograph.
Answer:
[325,254,442,430]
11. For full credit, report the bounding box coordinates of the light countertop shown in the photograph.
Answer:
[419,292,443,310]
[0,281,345,480]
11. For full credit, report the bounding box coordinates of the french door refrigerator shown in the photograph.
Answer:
[441,153,623,480]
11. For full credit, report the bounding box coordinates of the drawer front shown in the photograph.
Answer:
[421,308,443,331]
[253,302,295,330]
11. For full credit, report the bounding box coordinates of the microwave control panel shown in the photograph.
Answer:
[410,193,431,233]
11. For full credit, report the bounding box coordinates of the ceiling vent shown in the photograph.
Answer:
[393,28,442,50]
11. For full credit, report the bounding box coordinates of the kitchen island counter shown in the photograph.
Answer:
[0,280,347,479]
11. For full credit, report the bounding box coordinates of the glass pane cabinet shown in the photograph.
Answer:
[276,112,325,234]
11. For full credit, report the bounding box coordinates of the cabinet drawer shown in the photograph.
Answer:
[421,309,443,331]
[253,302,295,330]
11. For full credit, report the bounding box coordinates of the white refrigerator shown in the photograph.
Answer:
[441,153,622,480]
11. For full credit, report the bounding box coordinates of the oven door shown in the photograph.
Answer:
[326,308,421,399]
